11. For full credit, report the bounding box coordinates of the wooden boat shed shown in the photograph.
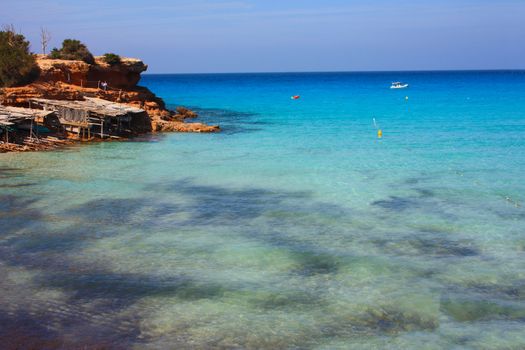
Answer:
[29,97,146,139]
[0,105,54,143]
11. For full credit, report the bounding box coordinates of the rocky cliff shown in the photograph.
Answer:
[0,55,219,133]
[35,55,147,89]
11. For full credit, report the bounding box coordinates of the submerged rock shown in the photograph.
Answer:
[373,235,478,258]
[325,304,439,336]
[361,306,439,333]
[441,296,525,322]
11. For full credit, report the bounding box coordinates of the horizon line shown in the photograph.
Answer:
[143,68,525,75]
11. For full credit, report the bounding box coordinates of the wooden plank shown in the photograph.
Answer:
[29,97,144,118]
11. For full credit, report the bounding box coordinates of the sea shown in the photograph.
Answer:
[1,71,524,349]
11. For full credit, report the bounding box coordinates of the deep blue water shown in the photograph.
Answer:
[1,71,524,349]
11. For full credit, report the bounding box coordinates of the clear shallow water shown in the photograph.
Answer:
[1,71,525,349]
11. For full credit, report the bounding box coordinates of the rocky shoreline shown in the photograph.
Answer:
[0,55,219,153]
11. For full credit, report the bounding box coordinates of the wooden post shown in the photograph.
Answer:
[100,120,104,138]
[5,112,10,143]
[30,118,34,141]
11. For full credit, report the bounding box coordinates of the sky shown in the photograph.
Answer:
[3,0,525,73]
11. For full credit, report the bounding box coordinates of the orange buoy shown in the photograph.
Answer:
[377,129,383,138]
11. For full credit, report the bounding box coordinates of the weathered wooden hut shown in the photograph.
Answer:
[29,97,146,139]
[0,105,54,143]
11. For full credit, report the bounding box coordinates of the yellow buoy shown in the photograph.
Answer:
[377,129,383,138]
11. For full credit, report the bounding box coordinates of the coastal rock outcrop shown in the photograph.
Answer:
[154,121,220,133]
[1,82,84,105]
[0,55,219,136]
[34,55,147,89]
[89,57,147,88]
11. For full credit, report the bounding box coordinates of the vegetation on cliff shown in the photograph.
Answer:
[0,27,40,87]
[49,39,95,64]
[102,53,121,65]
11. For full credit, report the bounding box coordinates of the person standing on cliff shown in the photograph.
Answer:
[101,81,108,91]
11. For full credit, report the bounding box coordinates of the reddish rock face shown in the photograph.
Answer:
[34,55,147,89]
[1,83,84,106]
[36,58,90,85]
[88,57,148,89]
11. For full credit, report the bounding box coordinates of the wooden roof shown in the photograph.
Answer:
[30,97,145,118]
[0,105,54,126]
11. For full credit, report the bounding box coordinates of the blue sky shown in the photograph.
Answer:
[4,0,525,73]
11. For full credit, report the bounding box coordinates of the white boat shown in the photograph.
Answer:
[390,82,409,89]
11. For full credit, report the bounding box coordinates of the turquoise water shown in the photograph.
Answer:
[1,71,525,349]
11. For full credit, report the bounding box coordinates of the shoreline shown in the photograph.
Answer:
[0,55,220,153]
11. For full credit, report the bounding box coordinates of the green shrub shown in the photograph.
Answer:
[102,53,121,65]
[48,47,61,59]
[0,29,40,87]
[48,39,95,64]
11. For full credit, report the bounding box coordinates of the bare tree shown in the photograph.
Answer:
[2,24,16,46]
[2,24,16,33]
[40,26,51,55]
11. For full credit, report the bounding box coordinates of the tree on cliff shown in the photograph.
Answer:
[49,39,95,64]
[0,26,40,87]
[40,27,51,55]
[102,53,121,65]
